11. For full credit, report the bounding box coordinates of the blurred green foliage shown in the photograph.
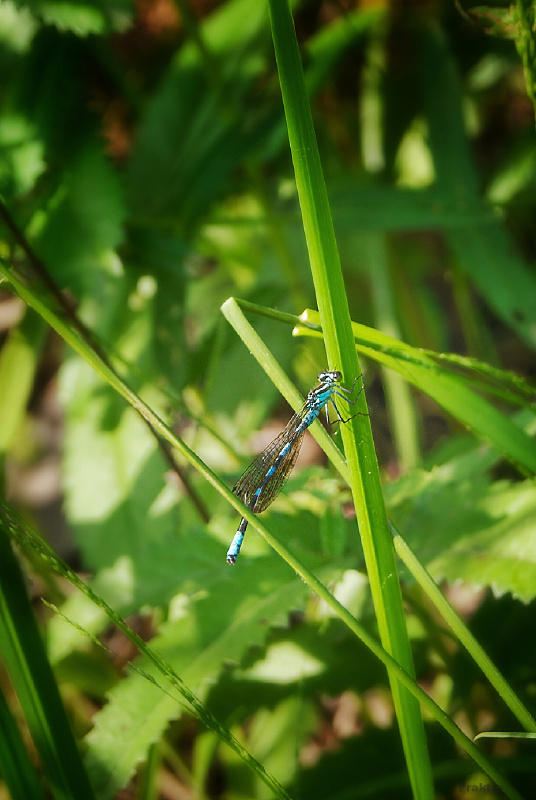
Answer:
[0,0,535,798]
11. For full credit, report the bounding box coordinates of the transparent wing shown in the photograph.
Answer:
[233,409,307,514]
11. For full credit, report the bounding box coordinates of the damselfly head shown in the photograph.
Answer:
[317,370,342,384]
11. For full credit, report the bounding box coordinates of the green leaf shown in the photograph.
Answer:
[32,141,125,296]
[387,436,536,601]
[126,0,270,226]
[19,0,134,35]
[419,23,536,351]
[83,557,325,798]
[0,114,45,197]
[61,361,181,570]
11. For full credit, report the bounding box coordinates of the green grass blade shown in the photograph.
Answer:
[296,311,536,475]
[392,524,536,734]
[0,685,48,800]
[0,527,95,800]
[267,2,434,795]
[365,231,421,472]
[512,0,536,115]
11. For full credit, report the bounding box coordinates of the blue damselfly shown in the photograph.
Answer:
[227,370,362,564]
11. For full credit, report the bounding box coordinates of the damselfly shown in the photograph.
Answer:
[227,370,363,564]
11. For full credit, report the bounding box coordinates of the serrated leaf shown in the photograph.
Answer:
[387,439,536,601]
[48,468,351,664]
[47,535,226,664]
[83,558,337,799]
